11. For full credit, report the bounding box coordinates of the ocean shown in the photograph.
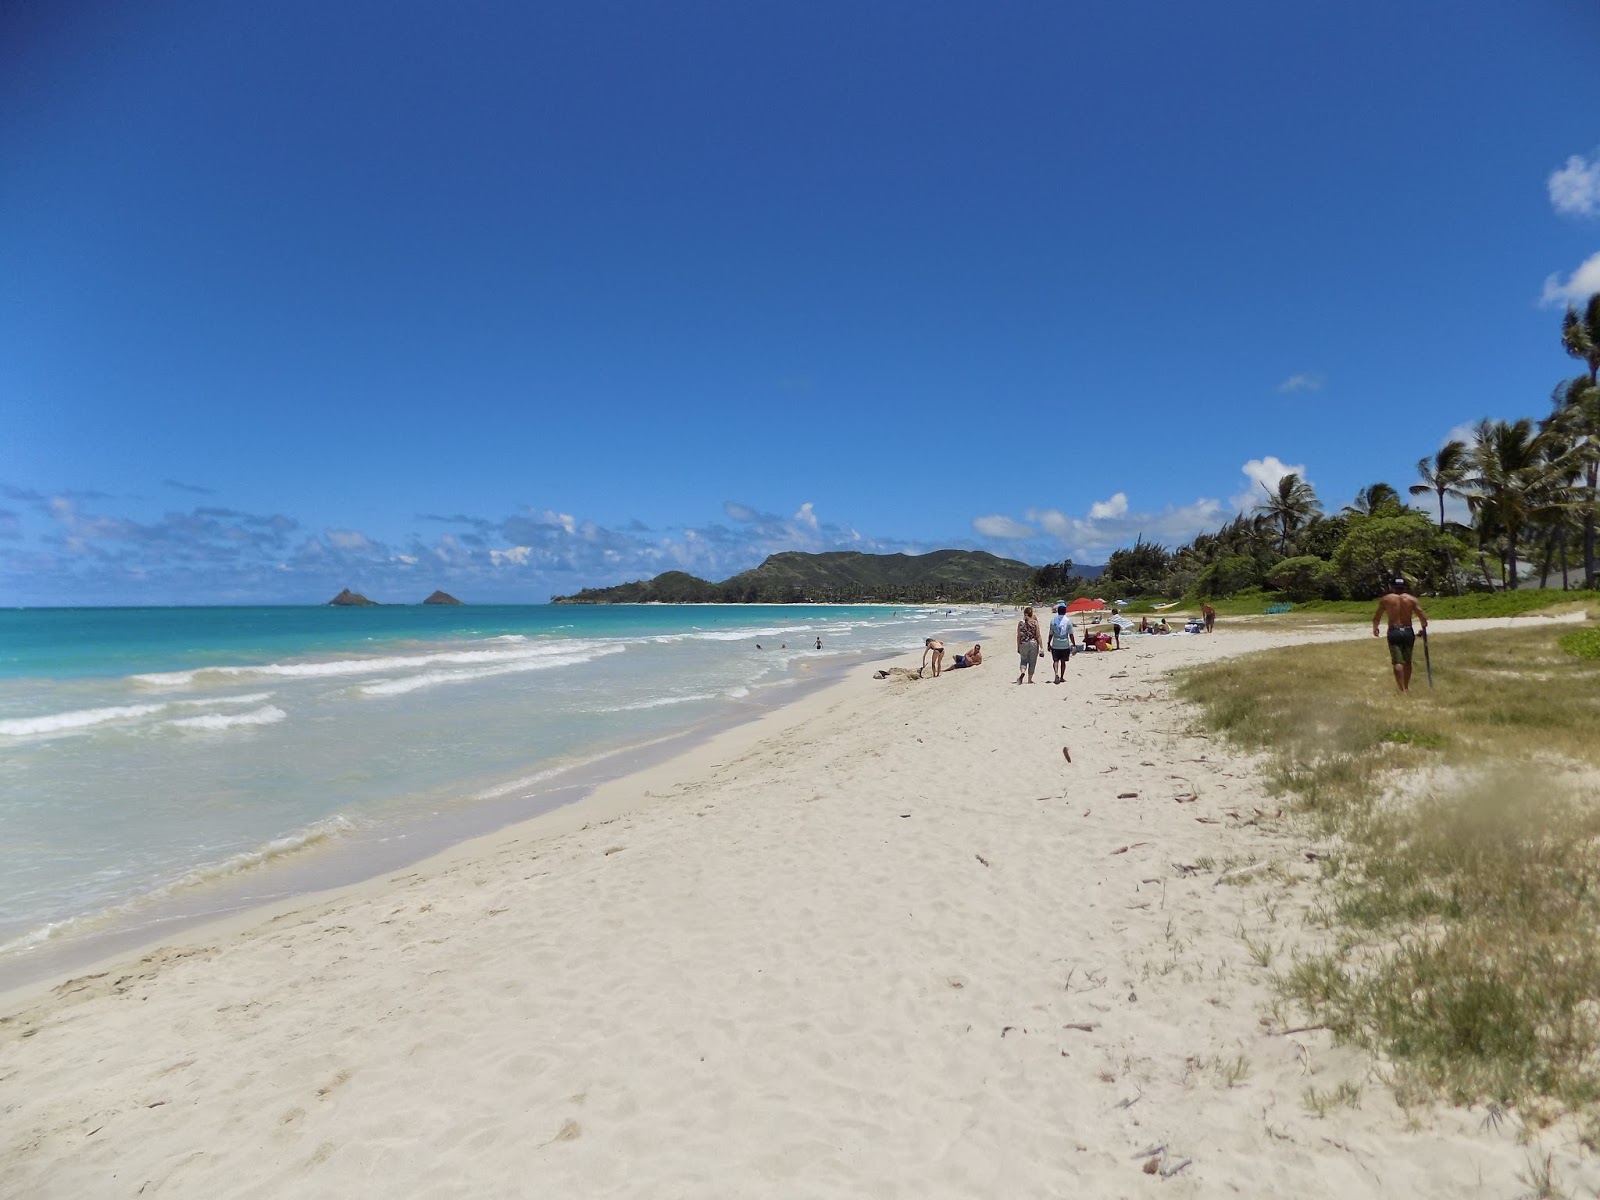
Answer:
[0,603,989,984]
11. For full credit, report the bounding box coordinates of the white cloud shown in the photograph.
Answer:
[793,501,818,530]
[325,528,374,551]
[1088,492,1128,520]
[1541,251,1600,308]
[490,545,532,566]
[1550,153,1600,218]
[1276,373,1325,394]
[972,514,1036,539]
[1014,494,1228,562]
[1232,456,1309,511]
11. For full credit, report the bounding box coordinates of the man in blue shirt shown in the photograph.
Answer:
[1048,602,1078,684]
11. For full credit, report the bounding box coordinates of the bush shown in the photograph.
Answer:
[1268,555,1338,602]
[1196,554,1262,598]
[1331,512,1462,599]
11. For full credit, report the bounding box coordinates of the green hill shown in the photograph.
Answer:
[551,549,1038,604]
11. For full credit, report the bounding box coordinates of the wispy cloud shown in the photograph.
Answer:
[972,514,1035,539]
[1541,251,1600,308]
[162,478,215,495]
[973,457,1315,565]
[1276,373,1325,394]
[1550,152,1600,218]
[0,487,926,604]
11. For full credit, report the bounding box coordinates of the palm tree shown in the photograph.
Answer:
[1465,418,1568,589]
[1547,374,1600,587]
[1562,293,1600,385]
[1409,441,1471,532]
[1254,473,1321,553]
[1342,482,1402,517]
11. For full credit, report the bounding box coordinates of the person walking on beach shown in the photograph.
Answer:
[1373,576,1428,693]
[1201,603,1216,633]
[1016,606,1042,684]
[1047,601,1077,684]
[922,637,945,677]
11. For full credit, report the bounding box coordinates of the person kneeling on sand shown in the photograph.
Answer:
[950,644,982,669]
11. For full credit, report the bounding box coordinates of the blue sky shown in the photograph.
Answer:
[4,1,1599,605]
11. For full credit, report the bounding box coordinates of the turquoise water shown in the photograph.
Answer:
[0,604,989,973]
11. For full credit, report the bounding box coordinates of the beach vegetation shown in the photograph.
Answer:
[1266,555,1337,602]
[1177,626,1600,1125]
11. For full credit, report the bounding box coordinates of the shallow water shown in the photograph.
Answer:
[0,603,990,976]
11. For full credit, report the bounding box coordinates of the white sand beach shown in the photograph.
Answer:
[3,615,1594,1198]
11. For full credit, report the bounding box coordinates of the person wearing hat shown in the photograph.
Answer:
[1047,601,1078,684]
[1372,576,1429,693]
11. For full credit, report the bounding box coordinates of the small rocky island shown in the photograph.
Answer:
[422,590,463,605]
[328,588,377,606]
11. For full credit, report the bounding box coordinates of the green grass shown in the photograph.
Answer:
[1561,627,1600,660]
[1123,588,1600,621]
[1176,628,1600,1125]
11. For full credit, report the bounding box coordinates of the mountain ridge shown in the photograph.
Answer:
[551,549,1097,604]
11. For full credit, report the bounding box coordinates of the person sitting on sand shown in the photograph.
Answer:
[950,644,982,669]
[922,637,945,677]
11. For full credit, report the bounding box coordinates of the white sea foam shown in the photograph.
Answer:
[593,692,718,713]
[174,692,274,708]
[0,703,169,737]
[130,638,616,688]
[0,815,354,957]
[358,644,626,697]
[167,705,288,731]
[471,733,686,800]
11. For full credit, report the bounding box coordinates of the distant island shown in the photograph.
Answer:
[551,549,1079,605]
[326,588,464,606]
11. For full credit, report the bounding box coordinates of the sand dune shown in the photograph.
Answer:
[2,615,1593,1198]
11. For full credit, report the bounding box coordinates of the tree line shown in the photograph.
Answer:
[1048,297,1600,602]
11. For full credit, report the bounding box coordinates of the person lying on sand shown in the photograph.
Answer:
[949,644,982,669]
[922,638,945,677]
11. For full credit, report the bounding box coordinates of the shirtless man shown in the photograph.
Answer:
[1372,576,1429,693]
[922,637,945,678]
[950,644,982,669]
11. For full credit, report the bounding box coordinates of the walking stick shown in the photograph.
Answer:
[1421,628,1432,688]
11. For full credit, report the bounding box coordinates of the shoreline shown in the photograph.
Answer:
[4,614,1591,1197]
[0,643,921,1002]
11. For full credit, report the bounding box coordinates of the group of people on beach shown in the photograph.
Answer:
[916,578,1428,693]
[1012,602,1093,684]
[920,638,981,676]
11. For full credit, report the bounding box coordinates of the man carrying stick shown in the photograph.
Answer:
[1372,576,1429,693]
